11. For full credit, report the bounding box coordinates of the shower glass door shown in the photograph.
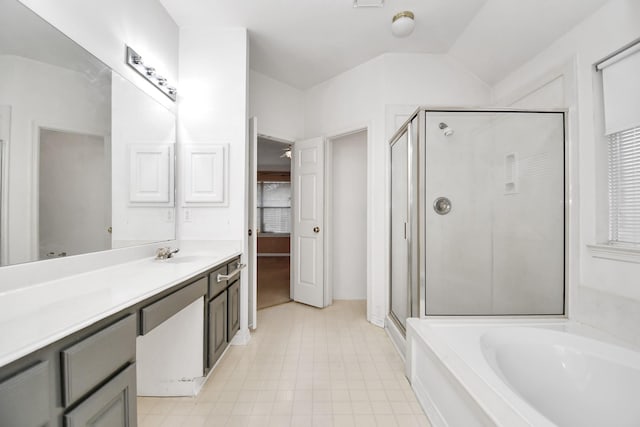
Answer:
[390,127,410,328]
[424,111,565,315]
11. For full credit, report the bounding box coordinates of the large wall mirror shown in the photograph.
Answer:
[0,0,176,267]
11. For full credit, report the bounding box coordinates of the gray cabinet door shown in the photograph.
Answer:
[64,363,137,427]
[61,315,136,406]
[208,292,228,367]
[0,361,51,427]
[228,281,240,341]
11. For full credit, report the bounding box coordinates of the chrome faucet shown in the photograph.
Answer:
[155,247,180,259]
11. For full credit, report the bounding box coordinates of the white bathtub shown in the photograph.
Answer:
[405,318,640,427]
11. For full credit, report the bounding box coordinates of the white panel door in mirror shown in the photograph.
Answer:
[183,144,227,206]
[128,144,174,205]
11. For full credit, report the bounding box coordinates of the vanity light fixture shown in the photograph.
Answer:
[126,46,177,101]
[391,11,415,38]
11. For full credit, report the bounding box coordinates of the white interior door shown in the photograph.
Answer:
[292,137,325,308]
[247,117,258,329]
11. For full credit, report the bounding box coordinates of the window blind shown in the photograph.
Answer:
[601,41,640,245]
[608,126,640,244]
[257,181,291,234]
[599,42,640,135]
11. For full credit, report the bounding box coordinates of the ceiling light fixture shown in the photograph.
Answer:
[353,0,384,8]
[391,11,415,38]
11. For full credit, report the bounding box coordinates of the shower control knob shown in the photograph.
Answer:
[433,197,452,215]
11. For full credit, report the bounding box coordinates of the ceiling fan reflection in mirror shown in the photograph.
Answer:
[280,146,292,159]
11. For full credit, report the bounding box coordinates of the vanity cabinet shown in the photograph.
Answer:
[140,277,207,335]
[0,314,137,427]
[0,253,243,425]
[61,315,136,406]
[209,264,228,298]
[64,363,137,427]
[206,256,242,370]
[208,291,228,368]
[0,361,51,427]
[228,280,240,340]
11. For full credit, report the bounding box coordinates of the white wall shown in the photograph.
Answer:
[17,0,178,111]
[177,27,248,242]
[0,55,110,265]
[304,52,491,325]
[177,26,250,343]
[249,71,304,142]
[330,131,367,300]
[492,0,640,346]
[111,73,176,247]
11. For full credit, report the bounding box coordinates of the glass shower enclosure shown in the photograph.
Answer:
[389,108,566,332]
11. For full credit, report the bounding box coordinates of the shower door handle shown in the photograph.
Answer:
[433,197,452,215]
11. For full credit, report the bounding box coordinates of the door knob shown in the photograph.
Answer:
[248,229,253,236]
[313,226,320,233]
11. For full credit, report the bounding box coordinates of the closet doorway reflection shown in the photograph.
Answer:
[256,136,292,309]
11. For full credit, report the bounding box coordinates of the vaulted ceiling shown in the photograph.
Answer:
[160,0,610,89]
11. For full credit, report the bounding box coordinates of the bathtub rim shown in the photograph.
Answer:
[406,318,537,427]
[405,317,638,427]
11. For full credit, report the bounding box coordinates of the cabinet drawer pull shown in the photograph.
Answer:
[217,263,246,283]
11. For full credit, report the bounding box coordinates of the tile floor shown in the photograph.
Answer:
[138,300,430,427]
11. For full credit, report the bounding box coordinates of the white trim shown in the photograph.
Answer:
[385,314,406,361]
[247,120,257,333]
[324,135,333,307]
[289,141,296,302]
[257,132,294,145]
[0,106,10,266]
[587,244,640,264]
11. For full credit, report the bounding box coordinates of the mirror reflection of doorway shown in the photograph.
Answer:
[38,128,111,260]
[257,136,292,310]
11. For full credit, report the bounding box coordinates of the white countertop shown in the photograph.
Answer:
[0,247,240,367]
